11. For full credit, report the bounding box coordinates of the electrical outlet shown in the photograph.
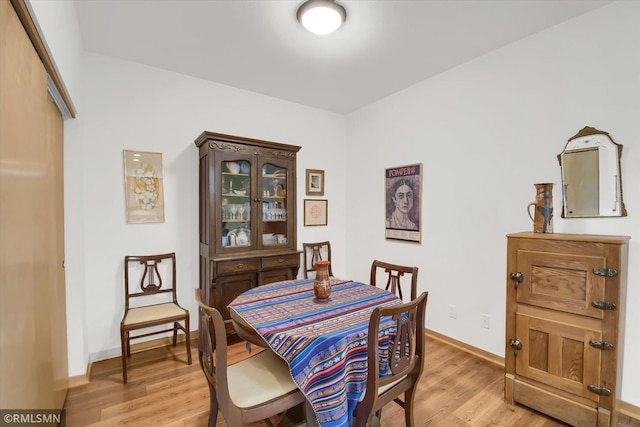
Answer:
[481,314,490,329]
[449,305,457,319]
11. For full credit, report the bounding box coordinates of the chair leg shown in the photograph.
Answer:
[207,382,219,427]
[185,317,192,365]
[120,328,128,384]
[404,389,417,427]
[173,322,178,346]
[353,405,367,427]
[304,401,316,427]
[126,331,131,357]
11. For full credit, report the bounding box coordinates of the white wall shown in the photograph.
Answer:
[346,1,639,405]
[69,54,347,366]
[27,0,82,111]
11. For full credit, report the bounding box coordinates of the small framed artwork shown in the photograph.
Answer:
[123,150,165,224]
[304,199,328,226]
[384,163,422,243]
[306,169,325,196]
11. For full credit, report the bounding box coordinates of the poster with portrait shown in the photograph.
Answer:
[385,163,422,242]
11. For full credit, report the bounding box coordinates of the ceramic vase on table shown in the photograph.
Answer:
[313,261,331,300]
[527,183,554,233]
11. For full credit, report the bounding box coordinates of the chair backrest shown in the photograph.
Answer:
[302,241,333,279]
[356,292,428,425]
[124,253,178,310]
[370,260,418,301]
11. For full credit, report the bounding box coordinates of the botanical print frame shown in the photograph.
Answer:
[306,169,325,196]
[123,150,165,224]
[304,199,328,226]
[384,163,422,243]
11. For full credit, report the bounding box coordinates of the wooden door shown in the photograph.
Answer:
[215,273,257,334]
[515,313,602,401]
[515,248,607,318]
[0,0,68,409]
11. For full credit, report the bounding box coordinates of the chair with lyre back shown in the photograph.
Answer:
[302,241,333,279]
[370,260,418,302]
[353,292,428,427]
[120,252,192,384]
[195,289,316,427]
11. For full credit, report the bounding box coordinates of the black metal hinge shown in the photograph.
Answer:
[588,385,611,396]
[589,340,614,350]
[593,268,618,277]
[592,301,616,310]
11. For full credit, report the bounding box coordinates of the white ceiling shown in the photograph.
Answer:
[74,0,613,114]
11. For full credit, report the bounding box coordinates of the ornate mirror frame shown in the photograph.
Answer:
[558,126,627,218]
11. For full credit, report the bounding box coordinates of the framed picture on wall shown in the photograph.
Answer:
[123,150,165,224]
[304,199,328,226]
[384,163,422,243]
[306,169,325,196]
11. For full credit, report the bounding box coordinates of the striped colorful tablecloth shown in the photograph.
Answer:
[228,278,400,427]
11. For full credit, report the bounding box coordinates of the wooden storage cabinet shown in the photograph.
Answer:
[505,232,629,427]
[195,132,302,335]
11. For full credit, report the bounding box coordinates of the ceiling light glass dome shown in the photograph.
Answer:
[297,0,347,35]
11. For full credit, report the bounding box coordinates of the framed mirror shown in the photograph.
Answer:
[558,126,627,218]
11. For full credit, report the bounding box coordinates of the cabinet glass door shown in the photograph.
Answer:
[221,160,251,248]
[261,162,289,247]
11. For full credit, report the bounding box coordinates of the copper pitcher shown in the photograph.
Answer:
[527,183,554,233]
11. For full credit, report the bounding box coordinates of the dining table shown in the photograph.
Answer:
[228,277,402,427]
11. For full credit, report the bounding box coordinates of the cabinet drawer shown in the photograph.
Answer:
[217,259,260,275]
[262,254,299,269]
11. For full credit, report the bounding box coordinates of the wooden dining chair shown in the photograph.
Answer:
[370,260,418,302]
[120,252,192,384]
[353,292,428,427]
[302,241,333,279]
[195,289,316,427]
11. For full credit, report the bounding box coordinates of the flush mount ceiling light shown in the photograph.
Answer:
[296,0,347,35]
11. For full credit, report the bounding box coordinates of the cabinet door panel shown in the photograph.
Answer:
[215,273,256,320]
[220,156,253,252]
[258,156,294,250]
[515,313,601,402]
[259,268,294,286]
[516,250,606,318]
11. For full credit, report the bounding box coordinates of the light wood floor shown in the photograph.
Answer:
[62,337,632,426]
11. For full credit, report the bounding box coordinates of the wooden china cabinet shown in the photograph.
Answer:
[505,232,629,426]
[195,132,302,335]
